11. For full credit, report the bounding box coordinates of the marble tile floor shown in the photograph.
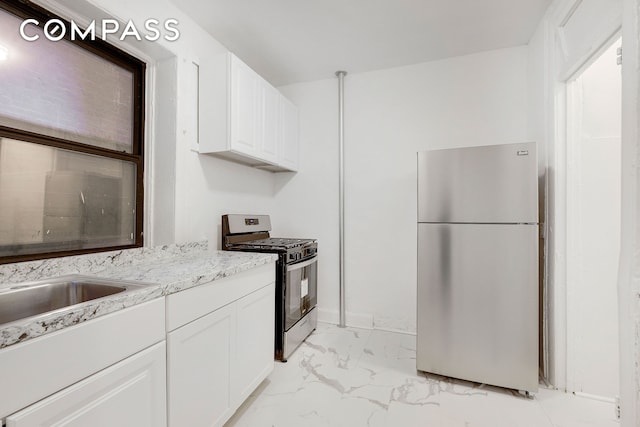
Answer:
[225,322,619,427]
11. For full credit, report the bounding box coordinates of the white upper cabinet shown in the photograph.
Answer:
[230,55,260,158]
[278,96,299,172]
[199,52,298,172]
[260,83,280,165]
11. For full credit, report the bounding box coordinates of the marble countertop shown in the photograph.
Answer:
[0,243,277,350]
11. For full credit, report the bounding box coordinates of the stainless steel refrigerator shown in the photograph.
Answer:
[416,142,539,394]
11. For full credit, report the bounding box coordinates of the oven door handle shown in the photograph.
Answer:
[286,256,318,272]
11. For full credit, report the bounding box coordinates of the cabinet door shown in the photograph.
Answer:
[230,56,259,157]
[232,283,275,405]
[168,303,235,427]
[260,84,279,164]
[7,342,166,427]
[278,96,299,172]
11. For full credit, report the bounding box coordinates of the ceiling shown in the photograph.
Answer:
[172,0,552,87]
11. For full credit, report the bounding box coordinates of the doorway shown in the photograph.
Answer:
[565,37,622,401]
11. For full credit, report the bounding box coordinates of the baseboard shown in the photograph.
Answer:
[373,326,416,336]
[573,391,616,404]
[315,308,418,335]
[316,308,374,329]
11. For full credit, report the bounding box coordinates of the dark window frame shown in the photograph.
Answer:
[0,0,145,265]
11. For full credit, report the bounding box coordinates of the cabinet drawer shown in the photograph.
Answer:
[0,298,165,419]
[166,262,275,331]
[7,342,166,427]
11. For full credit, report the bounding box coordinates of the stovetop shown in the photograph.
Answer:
[229,237,316,251]
[221,214,317,259]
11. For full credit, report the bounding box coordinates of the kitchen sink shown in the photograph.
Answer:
[0,275,153,325]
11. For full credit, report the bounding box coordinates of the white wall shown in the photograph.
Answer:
[527,5,562,387]
[276,47,529,332]
[272,79,340,324]
[526,10,553,383]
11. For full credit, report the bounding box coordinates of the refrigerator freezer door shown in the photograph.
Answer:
[417,142,538,224]
[416,223,539,393]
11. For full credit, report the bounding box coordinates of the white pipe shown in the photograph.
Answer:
[336,70,347,328]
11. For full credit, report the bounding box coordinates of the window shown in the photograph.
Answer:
[0,1,145,264]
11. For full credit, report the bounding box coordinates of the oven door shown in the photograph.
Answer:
[284,255,318,331]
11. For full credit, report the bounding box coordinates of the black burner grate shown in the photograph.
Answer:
[231,237,315,250]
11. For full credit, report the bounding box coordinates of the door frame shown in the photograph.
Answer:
[564,34,621,397]
[543,0,622,392]
[618,0,639,424]
[542,0,638,424]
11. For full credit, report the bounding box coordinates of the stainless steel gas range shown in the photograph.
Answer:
[222,214,318,361]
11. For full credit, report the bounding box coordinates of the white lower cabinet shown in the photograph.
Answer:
[167,303,235,427]
[166,264,275,427]
[6,342,167,427]
[1,265,274,427]
[232,284,275,406]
